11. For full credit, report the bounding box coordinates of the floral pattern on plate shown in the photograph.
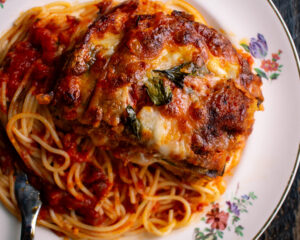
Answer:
[0,0,5,9]
[193,32,281,240]
[240,33,283,80]
[0,1,294,237]
[194,192,257,240]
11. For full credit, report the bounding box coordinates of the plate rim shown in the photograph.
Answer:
[0,0,299,239]
[253,1,300,239]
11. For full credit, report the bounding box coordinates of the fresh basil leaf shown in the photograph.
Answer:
[145,77,172,106]
[189,64,210,76]
[154,64,187,88]
[126,106,141,139]
[153,62,209,88]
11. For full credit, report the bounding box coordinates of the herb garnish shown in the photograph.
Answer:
[126,106,141,139]
[145,77,172,106]
[153,62,209,88]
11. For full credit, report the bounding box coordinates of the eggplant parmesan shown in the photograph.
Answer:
[52,0,263,178]
[0,0,263,238]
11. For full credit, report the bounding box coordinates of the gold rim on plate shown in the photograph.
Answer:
[254,1,300,239]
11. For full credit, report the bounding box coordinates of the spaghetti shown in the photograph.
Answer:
[0,0,262,239]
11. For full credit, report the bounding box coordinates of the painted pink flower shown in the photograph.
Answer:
[206,203,229,230]
[261,59,279,72]
[272,53,280,61]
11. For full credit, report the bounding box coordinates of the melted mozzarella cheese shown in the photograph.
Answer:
[92,32,122,57]
[206,55,239,79]
[151,45,198,70]
[150,44,239,84]
[137,106,190,159]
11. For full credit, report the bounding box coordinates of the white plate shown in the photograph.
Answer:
[1,0,300,239]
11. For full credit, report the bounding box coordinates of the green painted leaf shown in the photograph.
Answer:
[254,68,268,79]
[201,217,206,221]
[145,77,172,106]
[195,231,205,239]
[269,73,280,80]
[204,227,211,232]
[0,3,3,8]
[240,43,250,52]
[232,216,240,224]
[235,225,244,236]
[126,106,141,139]
[279,65,283,68]
[216,231,224,238]
[249,192,258,200]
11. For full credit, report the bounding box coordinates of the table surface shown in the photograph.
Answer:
[259,1,300,239]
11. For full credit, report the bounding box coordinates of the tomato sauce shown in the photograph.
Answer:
[0,128,112,225]
[0,42,38,99]
[0,144,14,175]
[0,15,80,103]
[63,133,90,163]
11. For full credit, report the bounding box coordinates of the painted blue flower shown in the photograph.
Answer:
[249,33,268,59]
[226,201,240,216]
[241,195,250,200]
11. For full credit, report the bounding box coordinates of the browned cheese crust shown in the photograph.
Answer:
[50,0,263,177]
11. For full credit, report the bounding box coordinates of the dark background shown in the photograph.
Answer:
[259,0,300,239]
